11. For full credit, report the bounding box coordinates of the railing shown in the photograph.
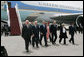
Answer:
[6,2,10,27]
[15,3,22,34]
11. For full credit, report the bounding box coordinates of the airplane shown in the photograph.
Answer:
[1,1,83,27]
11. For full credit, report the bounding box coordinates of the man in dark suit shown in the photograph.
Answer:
[50,21,57,45]
[32,21,39,48]
[22,20,32,52]
[4,24,9,36]
[69,23,76,45]
[40,21,48,47]
[59,23,68,45]
[1,26,4,36]
[59,24,63,43]
[29,22,34,44]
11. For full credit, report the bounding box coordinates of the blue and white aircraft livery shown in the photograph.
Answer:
[1,1,83,27]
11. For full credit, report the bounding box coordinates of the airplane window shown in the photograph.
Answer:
[55,4,58,8]
[47,3,49,6]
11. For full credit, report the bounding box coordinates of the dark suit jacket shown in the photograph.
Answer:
[29,24,34,36]
[40,24,47,35]
[50,24,57,34]
[69,26,76,35]
[32,25,39,38]
[22,24,31,40]
[4,24,9,32]
[59,26,67,38]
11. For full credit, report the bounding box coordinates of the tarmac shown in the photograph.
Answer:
[1,31,83,56]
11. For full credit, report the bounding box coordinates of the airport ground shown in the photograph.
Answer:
[1,31,83,56]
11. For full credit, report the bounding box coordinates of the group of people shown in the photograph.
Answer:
[1,24,10,36]
[22,20,77,52]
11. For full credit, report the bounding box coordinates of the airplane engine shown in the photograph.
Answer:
[76,15,83,27]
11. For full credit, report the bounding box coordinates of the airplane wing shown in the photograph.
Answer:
[50,13,83,27]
